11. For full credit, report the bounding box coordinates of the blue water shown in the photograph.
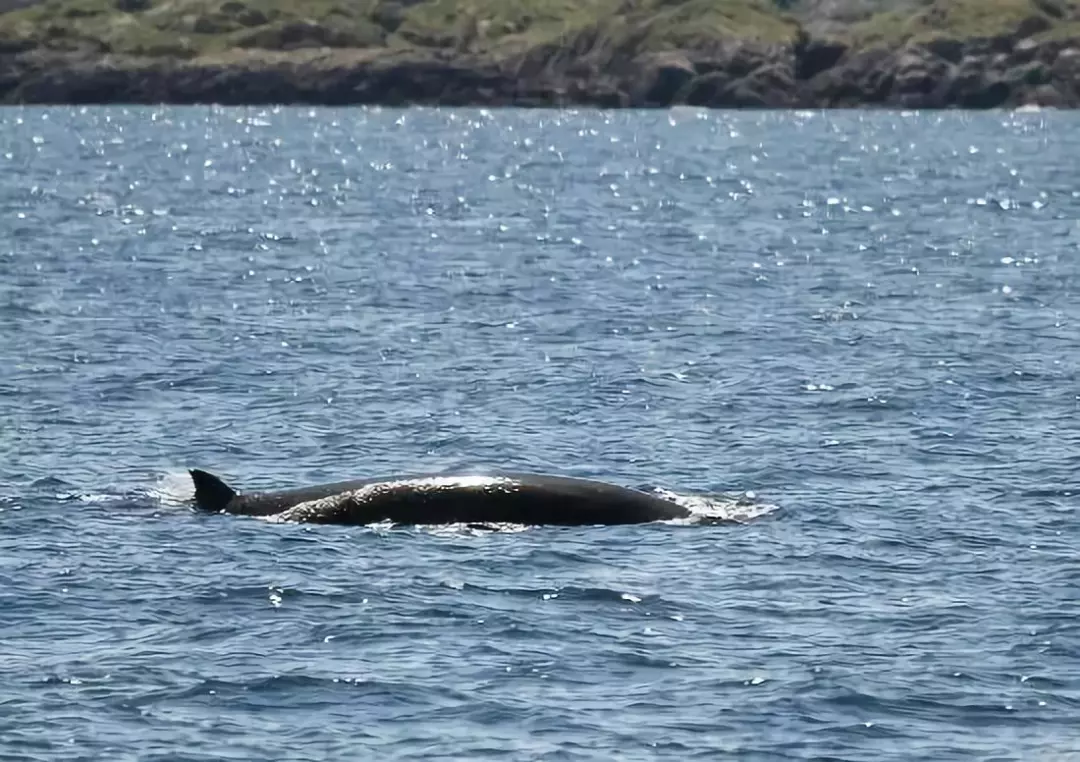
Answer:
[3,105,1079,760]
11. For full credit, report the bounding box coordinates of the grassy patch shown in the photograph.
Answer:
[6,0,1080,60]
[844,0,1080,48]
[1032,16,1080,40]
[0,0,388,55]
[396,0,799,55]
[0,0,801,57]
[628,0,801,49]
[397,0,623,50]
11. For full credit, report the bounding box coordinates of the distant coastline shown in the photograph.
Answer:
[2,0,1078,108]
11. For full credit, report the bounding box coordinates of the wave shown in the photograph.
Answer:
[643,486,779,524]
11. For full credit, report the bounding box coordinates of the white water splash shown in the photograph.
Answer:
[56,491,116,504]
[647,487,779,524]
[145,470,197,507]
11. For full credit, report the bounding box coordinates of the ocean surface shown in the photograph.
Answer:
[2,105,1079,760]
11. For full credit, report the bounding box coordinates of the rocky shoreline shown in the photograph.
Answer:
[1,27,1078,108]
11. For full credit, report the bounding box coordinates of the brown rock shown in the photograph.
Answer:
[235,8,269,27]
[1032,0,1066,17]
[1009,60,1051,86]
[234,21,381,51]
[892,48,951,99]
[633,51,696,106]
[923,37,965,64]
[681,71,731,106]
[1030,83,1066,106]
[724,82,770,107]
[679,58,796,108]
[1010,37,1041,63]
[969,34,1016,56]
[804,46,894,106]
[947,66,1012,108]
[1015,14,1052,39]
[5,26,1080,110]
[707,42,769,79]
[0,37,37,54]
[795,37,847,79]
[372,1,406,34]
[743,62,797,105]
[1052,47,1080,78]
[1033,39,1064,65]
[192,15,232,34]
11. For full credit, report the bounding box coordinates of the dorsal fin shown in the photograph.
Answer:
[189,469,238,512]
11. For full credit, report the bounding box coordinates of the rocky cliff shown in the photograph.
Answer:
[1,0,1078,107]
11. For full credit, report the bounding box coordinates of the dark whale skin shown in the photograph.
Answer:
[189,469,693,526]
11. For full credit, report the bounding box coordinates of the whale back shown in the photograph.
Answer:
[189,468,384,516]
[188,468,694,525]
[273,474,693,526]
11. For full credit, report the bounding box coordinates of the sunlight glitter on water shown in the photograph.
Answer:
[4,106,1080,762]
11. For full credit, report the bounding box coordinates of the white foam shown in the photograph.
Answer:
[145,470,197,506]
[648,487,779,524]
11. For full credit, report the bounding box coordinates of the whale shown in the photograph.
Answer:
[188,468,694,526]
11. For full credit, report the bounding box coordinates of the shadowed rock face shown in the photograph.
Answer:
[1,0,1079,108]
[4,34,1078,109]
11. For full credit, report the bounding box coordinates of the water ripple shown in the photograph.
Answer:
[2,107,1080,761]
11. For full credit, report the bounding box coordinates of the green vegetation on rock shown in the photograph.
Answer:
[845,0,1080,48]
[0,0,391,56]
[0,0,801,59]
[2,0,1080,61]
